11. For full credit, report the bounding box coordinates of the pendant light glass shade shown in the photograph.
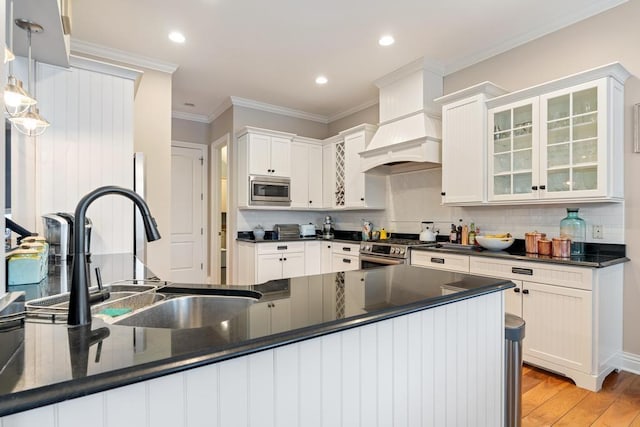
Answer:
[5,75,36,116]
[4,46,15,63]
[10,106,50,137]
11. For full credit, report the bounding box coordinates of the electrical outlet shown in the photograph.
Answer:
[592,225,603,239]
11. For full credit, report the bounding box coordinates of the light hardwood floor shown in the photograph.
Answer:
[522,364,640,426]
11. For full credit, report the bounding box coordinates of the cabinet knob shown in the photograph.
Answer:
[522,289,530,295]
[283,257,287,261]
[514,288,521,293]
[309,201,312,204]
[540,185,546,190]
[360,197,365,201]
[531,185,538,191]
[441,192,446,196]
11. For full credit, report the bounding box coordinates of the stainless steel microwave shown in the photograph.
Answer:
[249,175,291,206]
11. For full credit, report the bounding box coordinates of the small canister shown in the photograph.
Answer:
[537,239,552,256]
[552,237,571,258]
[525,231,546,254]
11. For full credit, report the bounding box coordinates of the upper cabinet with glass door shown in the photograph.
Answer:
[488,99,539,201]
[486,63,629,203]
[540,81,606,199]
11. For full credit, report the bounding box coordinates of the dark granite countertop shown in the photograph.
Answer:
[0,264,513,416]
[237,229,363,244]
[411,239,628,268]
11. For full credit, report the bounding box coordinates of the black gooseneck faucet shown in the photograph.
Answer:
[67,186,161,327]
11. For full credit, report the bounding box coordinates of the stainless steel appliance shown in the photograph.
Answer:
[42,213,92,264]
[359,238,436,269]
[299,223,316,237]
[249,175,290,206]
[322,215,334,239]
[273,224,300,240]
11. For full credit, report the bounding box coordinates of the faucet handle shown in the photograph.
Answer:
[95,267,103,291]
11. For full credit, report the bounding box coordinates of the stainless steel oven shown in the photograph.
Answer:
[359,253,407,269]
[249,175,291,206]
[359,239,437,270]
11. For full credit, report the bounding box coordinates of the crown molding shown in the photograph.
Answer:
[328,98,378,123]
[443,0,627,75]
[208,98,234,123]
[172,111,210,123]
[69,55,143,81]
[71,39,179,74]
[230,96,329,124]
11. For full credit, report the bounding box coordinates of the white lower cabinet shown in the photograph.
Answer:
[331,242,360,272]
[249,298,292,338]
[236,241,306,285]
[410,250,623,391]
[320,241,333,273]
[410,250,470,273]
[469,256,622,391]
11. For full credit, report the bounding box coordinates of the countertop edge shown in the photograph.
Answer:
[411,246,629,268]
[0,280,514,417]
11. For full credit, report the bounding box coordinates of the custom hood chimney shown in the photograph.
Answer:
[360,58,443,174]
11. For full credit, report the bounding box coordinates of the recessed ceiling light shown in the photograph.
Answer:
[315,76,328,85]
[378,35,395,46]
[169,31,186,43]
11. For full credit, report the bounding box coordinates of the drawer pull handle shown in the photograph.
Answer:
[523,289,530,295]
[512,267,533,275]
[430,257,445,264]
[343,247,351,252]
[277,245,288,250]
[514,288,521,293]
[343,258,351,263]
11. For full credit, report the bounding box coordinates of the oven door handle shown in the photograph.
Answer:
[359,254,405,266]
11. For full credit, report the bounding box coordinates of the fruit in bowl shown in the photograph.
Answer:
[476,233,514,251]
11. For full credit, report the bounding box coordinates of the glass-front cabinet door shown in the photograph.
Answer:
[539,80,607,199]
[488,99,539,201]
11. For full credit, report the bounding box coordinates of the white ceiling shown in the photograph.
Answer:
[69,0,626,123]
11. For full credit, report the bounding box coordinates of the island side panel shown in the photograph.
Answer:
[1,291,505,427]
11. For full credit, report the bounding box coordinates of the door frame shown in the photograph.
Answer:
[210,134,230,284]
[171,140,208,283]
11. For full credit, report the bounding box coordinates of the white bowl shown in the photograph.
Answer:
[476,235,515,251]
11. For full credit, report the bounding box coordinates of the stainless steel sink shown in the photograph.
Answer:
[113,295,257,329]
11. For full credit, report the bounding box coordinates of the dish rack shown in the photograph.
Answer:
[25,278,168,322]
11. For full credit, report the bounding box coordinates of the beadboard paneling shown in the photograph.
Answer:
[12,62,135,255]
[1,292,505,426]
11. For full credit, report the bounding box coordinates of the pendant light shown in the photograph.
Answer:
[10,19,49,137]
[4,1,36,116]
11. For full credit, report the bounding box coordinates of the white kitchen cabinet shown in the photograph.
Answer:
[410,249,470,273]
[321,140,337,209]
[304,241,322,276]
[435,82,508,205]
[486,63,629,203]
[246,132,292,177]
[331,242,360,272]
[320,241,333,273]
[291,138,323,209]
[237,241,306,285]
[469,256,622,391]
[334,125,386,209]
[236,127,294,208]
[249,298,292,338]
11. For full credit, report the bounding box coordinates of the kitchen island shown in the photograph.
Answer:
[0,264,514,426]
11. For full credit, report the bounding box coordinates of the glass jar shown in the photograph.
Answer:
[559,208,586,255]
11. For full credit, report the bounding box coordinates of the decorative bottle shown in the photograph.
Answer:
[559,208,586,255]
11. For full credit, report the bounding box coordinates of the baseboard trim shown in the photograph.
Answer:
[621,352,640,375]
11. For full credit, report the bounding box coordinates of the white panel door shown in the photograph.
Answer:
[290,142,309,208]
[170,145,205,283]
[248,133,271,175]
[269,137,291,177]
[308,144,323,208]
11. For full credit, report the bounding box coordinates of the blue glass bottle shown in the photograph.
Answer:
[559,208,586,255]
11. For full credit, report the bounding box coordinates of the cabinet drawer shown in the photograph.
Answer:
[410,250,470,273]
[332,243,360,256]
[332,254,359,272]
[469,257,593,290]
[257,241,305,254]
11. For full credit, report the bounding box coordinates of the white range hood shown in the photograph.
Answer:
[360,58,443,174]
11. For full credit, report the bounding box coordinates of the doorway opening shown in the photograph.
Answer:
[211,134,229,284]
